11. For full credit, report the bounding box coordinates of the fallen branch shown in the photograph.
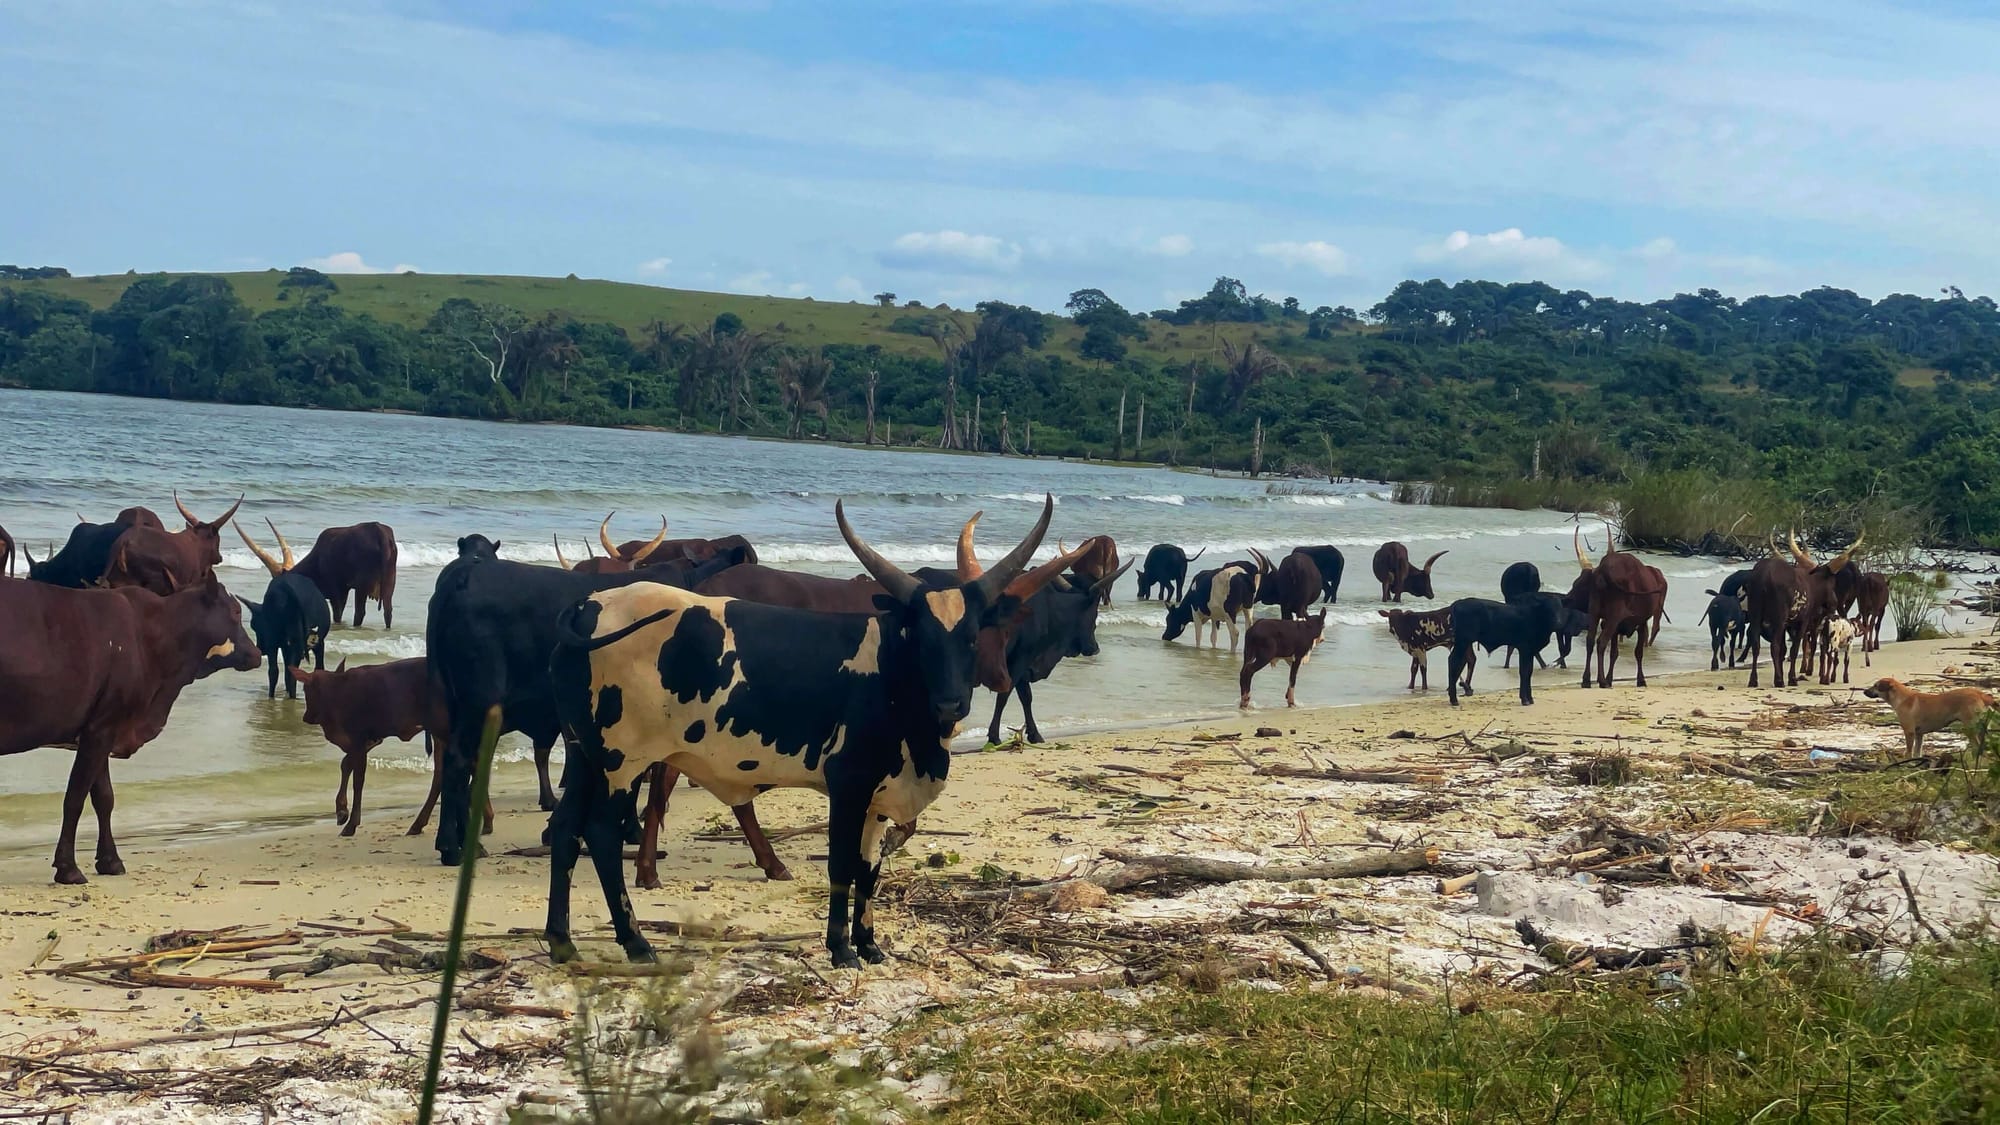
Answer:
[60,996,438,1056]
[1897,869,1946,943]
[1281,933,1338,979]
[1098,763,1188,783]
[1686,752,1799,789]
[1253,764,1441,785]
[1095,846,1441,892]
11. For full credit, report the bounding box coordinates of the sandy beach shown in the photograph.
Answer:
[5,632,1999,1122]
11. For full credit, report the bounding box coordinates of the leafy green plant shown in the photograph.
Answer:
[1889,571,1945,641]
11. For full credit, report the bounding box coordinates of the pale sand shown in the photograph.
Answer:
[5,633,1999,1121]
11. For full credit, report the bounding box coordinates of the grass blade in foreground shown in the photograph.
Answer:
[417,705,502,1125]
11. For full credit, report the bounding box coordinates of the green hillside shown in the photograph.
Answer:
[21,270,1273,366]
[7,267,2000,546]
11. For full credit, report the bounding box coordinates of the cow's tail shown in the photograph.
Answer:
[554,601,680,652]
[1186,547,1206,563]
[374,523,399,624]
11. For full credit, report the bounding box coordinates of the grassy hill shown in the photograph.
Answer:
[20,270,1280,365]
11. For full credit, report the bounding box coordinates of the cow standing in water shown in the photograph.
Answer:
[0,578,260,882]
[1372,542,1446,602]
[258,520,400,628]
[234,520,332,699]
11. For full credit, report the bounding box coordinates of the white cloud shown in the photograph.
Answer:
[726,270,774,293]
[304,251,418,275]
[1150,233,1194,257]
[1415,228,1601,280]
[880,230,1022,271]
[1637,237,1676,260]
[637,256,672,277]
[1255,239,1350,276]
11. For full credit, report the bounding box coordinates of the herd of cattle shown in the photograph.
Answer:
[0,500,1890,966]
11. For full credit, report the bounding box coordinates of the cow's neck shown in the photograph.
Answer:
[150,591,222,688]
[880,624,954,782]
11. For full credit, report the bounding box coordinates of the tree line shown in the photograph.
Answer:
[5,269,2000,544]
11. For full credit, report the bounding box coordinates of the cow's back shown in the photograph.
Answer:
[0,584,140,755]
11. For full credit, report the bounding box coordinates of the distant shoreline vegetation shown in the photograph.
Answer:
[4,268,1999,547]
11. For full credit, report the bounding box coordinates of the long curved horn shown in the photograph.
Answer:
[77,512,88,523]
[957,511,984,580]
[969,494,1056,605]
[1788,529,1816,569]
[1004,538,1094,601]
[211,495,244,528]
[264,518,296,570]
[552,534,573,571]
[1249,547,1273,576]
[836,500,922,603]
[233,519,284,576]
[1602,519,1618,555]
[175,490,198,526]
[1092,558,1137,596]
[1420,549,1449,572]
[628,517,670,565]
[598,513,620,558]
[1574,528,1593,571]
[1828,530,1865,572]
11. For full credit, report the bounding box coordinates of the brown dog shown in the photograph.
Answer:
[1862,677,1995,757]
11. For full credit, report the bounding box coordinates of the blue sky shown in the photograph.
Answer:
[4,0,1996,312]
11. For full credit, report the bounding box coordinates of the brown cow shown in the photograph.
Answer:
[0,578,260,882]
[616,532,760,567]
[1783,530,1864,680]
[1573,528,1668,688]
[1372,541,1446,602]
[1059,535,1120,606]
[290,656,530,838]
[563,514,671,574]
[695,563,886,613]
[1254,548,1322,620]
[1855,571,1889,653]
[253,521,400,628]
[101,493,243,595]
[1239,609,1328,708]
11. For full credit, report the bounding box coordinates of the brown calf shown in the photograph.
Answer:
[1854,571,1889,653]
[1059,535,1120,606]
[1239,609,1328,708]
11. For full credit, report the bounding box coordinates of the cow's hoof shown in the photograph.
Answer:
[830,949,862,970]
[622,939,658,964]
[439,849,461,867]
[1635,678,1647,688]
[539,794,558,813]
[540,825,553,846]
[548,937,580,964]
[764,863,795,882]
[405,823,425,836]
[54,866,87,885]
[636,872,662,891]
[857,942,887,965]
[339,823,358,838]
[95,857,125,876]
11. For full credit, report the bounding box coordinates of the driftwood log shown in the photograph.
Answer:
[1253,764,1442,785]
[1095,846,1441,892]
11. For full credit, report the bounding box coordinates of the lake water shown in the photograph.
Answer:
[0,389,1742,861]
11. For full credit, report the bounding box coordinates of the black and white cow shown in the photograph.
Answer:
[1162,561,1257,650]
[545,497,1059,968]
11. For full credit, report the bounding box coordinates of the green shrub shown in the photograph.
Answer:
[1889,571,1945,641]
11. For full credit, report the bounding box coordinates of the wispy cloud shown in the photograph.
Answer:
[1415,229,1601,281]
[304,251,417,275]
[636,256,672,278]
[1256,239,1350,276]
[1150,234,1194,257]
[880,230,1023,272]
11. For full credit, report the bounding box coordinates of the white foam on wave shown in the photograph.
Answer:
[330,632,427,660]
[1281,495,1347,507]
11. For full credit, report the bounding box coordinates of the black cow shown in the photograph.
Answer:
[985,563,1129,744]
[1700,592,1750,670]
[1137,543,1203,603]
[457,534,503,560]
[1292,545,1346,603]
[27,520,135,588]
[1446,596,1558,707]
[237,575,331,700]
[1500,561,1541,603]
[545,497,1059,968]
[1502,592,1587,670]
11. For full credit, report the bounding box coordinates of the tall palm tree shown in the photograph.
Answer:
[776,348,834,439]
[1219,339,1292,409]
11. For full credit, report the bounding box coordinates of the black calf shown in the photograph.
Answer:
[1447,596,1558,707]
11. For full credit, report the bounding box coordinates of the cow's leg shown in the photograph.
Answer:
[351,590,366,629]
[1634,625,1649,688]
[342,751,369,838]
[543,775,591,964]
[331,591,350,627]
[825,797,868,968]
[435,703,481,865]
[733,798,792,881]
[1407,654,1420,691]
[1464,647,1478,692]
[266,652,279,699]
[1240,656,1268,708]
[631,764,670,889]
[1018,681,1045,743]
[53,747,107,884]
[536,736,558,813]
[1284,656,1302,707]
[581,782,653,963]
[282,648,298,699]
[1447,645,1469,706]
[986,689,1012,745]
[1556,632,1571,669]
[1517,652,1534,706]
[408,733,443,835]
[849,812,891,965]
[88,766,124,876]
[1581,621,1597,689]
[336,753,354,824]
[1502,646,1514,669]
[1226,615,1240,652]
